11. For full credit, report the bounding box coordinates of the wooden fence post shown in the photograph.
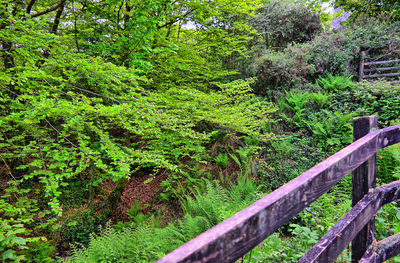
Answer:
[352,115,378,262]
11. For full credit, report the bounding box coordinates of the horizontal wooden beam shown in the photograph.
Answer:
[360,232,400,263]
[364,66,400,72]
[363,72,400,78]
[156,124,400,263]
[299,180,400,263]
[364,59,400,66]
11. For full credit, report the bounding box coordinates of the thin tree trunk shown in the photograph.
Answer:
[51,1,66,34]
[1,3,14,69]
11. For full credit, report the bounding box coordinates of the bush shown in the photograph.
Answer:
[254,45,315,94]
[307,31,359,76]
[352,80,400,126]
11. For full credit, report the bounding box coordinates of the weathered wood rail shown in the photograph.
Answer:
[359,51,400,81]
[157,116,400,263]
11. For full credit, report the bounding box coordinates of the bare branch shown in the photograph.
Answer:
[52,79,122,104]
[43,118,113,161]
[31,0,66,18]
[157,8,196,30]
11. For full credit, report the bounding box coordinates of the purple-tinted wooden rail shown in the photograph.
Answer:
[156,120,400,263]
[299,180,400,263]
[360,232,400,263]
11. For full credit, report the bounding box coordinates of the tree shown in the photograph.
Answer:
[250,0,321,48]
[0,0,275,215]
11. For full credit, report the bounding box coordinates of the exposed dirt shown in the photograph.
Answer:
[0,167,9,191]
[102,136,248,225]
[112,170,169,222]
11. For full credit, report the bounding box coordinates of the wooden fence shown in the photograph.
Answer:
[359,51,400,81]
[156,115,400,263]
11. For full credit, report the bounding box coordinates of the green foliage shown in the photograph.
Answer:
[0,222,29,262]
[376,202,400,240]
[243,190,352,262]
[335,0,400,22]
[253,46,315,94]
[23,240,55,263]
[252,18,400,91]
[303,110,354,152]
[182,179,259,225]
[289,223,319,250]
[352,80,400,126]
[377,144,400,184]
[0,47,275,213]
[229,146,259,178]
[244,136,259,146]
[307,31,359,76]
[295,0,335,27]
[311,91,330,109]
[263,132,325,189]
[375,201,400,263]
[271,140,296,159]
[276,89,354,153]
[278,90,311,127]
[283,90,311,111]
[58,207,105,251]
[125,199,150,228]
[147,40,232,91]
[2,0,400,260]
[0,180,50,261]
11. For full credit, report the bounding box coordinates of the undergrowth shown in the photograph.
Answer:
[62,178,261,263]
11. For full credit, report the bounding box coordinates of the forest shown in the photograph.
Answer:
[0,0,400,262]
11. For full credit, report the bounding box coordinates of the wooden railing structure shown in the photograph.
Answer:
[359,51,400,81]
[157,116,400,263]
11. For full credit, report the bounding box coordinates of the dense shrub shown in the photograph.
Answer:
[336,0,400,22]
[252,18,400,94]
[307,31,359,76]
[352,80,400,126]
[253,45,315,95]
[348,18,400,61]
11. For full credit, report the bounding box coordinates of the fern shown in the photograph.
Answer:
[311,91,330,109]
[182,181,227,225]
[215,153,229,169]
[63,180,260,263]
[316,74,354,92]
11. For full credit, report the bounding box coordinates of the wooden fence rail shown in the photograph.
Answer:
[157,116,400,263]
[359,51,400,81]
[300,180,400,262]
